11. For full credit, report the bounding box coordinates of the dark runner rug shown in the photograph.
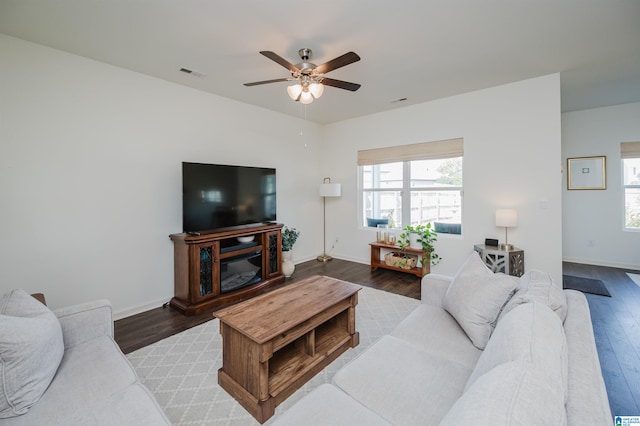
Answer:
[563,274,611,297]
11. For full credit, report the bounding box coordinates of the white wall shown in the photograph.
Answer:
[1,35,566,318]
[562,102,640,270]
[0,35,324,318]
[321,75,563,281]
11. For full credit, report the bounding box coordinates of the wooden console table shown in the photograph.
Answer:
[369,242,429,277]
[214,275,360,423]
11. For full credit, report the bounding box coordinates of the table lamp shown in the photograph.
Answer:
[495,209,517,251]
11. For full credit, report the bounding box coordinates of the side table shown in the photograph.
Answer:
[473,244,524,277]
[369,242,429,277]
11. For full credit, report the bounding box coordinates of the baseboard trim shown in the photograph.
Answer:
[331,254,369,265]
[114,297,171,321]
[563,257,640,272]
[294,254,368,266]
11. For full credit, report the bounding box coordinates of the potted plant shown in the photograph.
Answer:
[397,223,441,273]
[281,226,300,277]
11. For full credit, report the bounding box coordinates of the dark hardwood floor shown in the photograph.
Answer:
[114,258,420,354]
[114,258,640,417]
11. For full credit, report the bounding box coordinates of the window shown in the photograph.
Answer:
[358,139,463,234]
[622,142,640,231]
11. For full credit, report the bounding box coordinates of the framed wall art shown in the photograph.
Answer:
[567,156,606,190]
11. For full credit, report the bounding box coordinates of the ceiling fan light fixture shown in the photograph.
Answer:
[309,82,324,99]
[246,48,361,104]
[300,90,314,104]
[287,83,303,100]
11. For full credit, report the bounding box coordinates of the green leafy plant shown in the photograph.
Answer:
[282,226,300,251]
[398,223,441,266]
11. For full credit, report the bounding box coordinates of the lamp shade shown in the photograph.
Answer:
[309,82,324,98]
[287,84,302,100]
[319,183,341,197]
[495,209,518,227]
[300,90,314,104]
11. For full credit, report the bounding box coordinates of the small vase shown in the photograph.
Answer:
[409,233,421,249]
[282,251,295,277]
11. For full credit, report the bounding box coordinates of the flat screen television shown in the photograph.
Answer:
[182,162,276,233]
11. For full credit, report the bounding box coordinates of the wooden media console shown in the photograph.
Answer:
[169,223,284,316]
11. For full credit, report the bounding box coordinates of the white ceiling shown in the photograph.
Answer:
[1,0,639,124]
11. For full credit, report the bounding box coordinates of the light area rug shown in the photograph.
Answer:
[627,272,640,288]
[126,284,420,426]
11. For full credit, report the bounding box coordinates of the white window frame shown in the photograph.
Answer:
[357,138,463,234]
[622,142,640,232]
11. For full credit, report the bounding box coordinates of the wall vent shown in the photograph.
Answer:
[179,67,205,77]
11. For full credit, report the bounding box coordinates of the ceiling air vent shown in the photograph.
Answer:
[179,67,205,77]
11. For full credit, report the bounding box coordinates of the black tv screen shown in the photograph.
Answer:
[182,162,276,233]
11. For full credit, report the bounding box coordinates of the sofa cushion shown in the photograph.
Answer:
[443,252,518,349]
[63,382,171,425]
[465,301,568,401]
[498,270,567,323]
[391,303,482,370]
[333,335,472,425]
[440,360,567,426]
[0,289,64,418]
[6,335,139,425]
[272,384,391,426]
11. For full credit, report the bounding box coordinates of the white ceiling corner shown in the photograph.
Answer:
[1,0,639,124]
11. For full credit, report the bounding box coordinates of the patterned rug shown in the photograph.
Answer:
[126,284,420,425]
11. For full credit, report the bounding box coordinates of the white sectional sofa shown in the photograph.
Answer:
[272,252,612,426]
[0,289,170,425]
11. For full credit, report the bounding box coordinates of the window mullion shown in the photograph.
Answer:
[402,161,411,227]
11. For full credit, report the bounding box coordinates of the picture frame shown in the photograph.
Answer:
[567,156,606,190]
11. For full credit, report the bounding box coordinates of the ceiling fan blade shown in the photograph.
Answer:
[244,78,290,87]
[314,52,361,75]
[320,77,361,92]
[259,51,299,73]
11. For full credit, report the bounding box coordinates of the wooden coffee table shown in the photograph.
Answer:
[214,275,360,423]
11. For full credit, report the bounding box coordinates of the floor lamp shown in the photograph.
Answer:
[317,177,341,262]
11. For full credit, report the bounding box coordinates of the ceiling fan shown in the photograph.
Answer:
[244,48,361,104]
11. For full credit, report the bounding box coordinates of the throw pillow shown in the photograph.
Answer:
[443,251,518,349]
[440,360,568,426]
[0,289,64,418]
[498,269,567,323]
[465,302,569,401]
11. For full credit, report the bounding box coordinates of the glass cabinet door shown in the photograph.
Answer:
[193,242,219,299]
[266,231,281,277]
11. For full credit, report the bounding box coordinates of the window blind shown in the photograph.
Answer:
[621,141,640,159]
[357,138,464,166]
